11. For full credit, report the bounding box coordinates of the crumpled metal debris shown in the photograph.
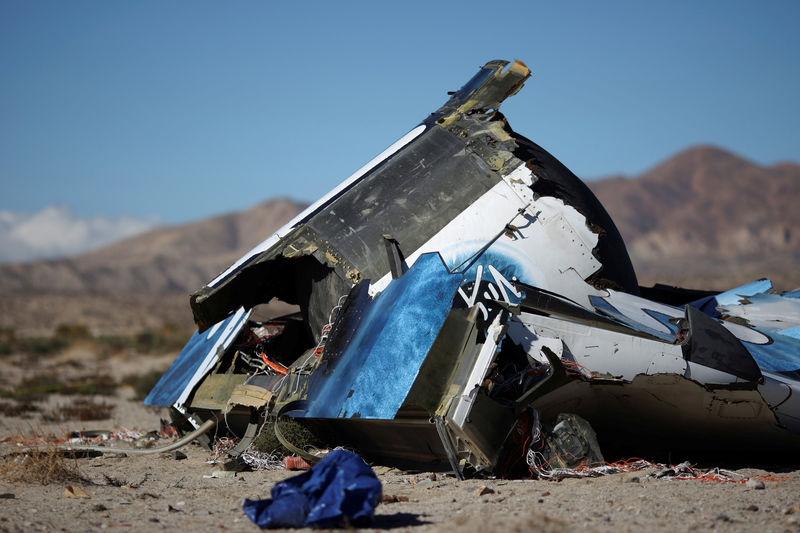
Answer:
[142,58,800,477]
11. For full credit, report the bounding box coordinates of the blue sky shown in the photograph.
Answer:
[2,0,799,225]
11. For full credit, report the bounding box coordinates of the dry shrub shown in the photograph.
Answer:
[1,449,90,485]
[1,373,118,402]
[1,373,63,402]
[0,400,40,418]
[120,369,166,401]
[42,398,115,422]
[58,374,118,397]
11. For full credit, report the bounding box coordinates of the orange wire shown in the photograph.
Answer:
[260,352,288,375]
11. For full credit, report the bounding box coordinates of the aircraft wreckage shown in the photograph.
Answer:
[145,59,800,475]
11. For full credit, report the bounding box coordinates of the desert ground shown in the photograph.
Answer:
[1,342,799,533]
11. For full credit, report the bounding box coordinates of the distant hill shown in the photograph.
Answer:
[0,198,306,295]
[588,146,800,290]
[2,147,798,336]
[0,198,306,335]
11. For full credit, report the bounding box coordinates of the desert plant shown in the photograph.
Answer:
[1,449,90,485]
[1,373,63,402]
[95,323,190,356]
[120,369,165,401]
[42,398,115,422]
[1,373,118,402]
[59,374,117,396]
[0,400,40,418]
[54,323,92,342]
[18,335,67,356]
[0,328,13,357]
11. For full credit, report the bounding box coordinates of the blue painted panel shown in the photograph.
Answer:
[143,310,248,407]
[745,333,800,372]
[692,279,774,317]
[714,279,773,306]
[301,253,463,420]
[718,291,800,371]
[779,326,800,341]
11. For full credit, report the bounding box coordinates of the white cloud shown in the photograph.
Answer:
[0,205,161,263]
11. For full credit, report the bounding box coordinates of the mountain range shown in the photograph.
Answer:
[1,145,798,335]
[588,145,800,290]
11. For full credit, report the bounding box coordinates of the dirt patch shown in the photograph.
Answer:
[1,349,799,532]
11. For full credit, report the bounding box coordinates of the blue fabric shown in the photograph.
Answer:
[242,449,382,529]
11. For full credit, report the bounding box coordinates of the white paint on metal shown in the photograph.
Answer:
[503,164,535,204]
[596,290,683,336]
[760,371,800,432]
[719,297,800,328]
[506,317,563,365]
[721,321,771,345]
[684,361,740,385]
[515,312,686,380]
[370,172,604,308]
[449,317,505,428]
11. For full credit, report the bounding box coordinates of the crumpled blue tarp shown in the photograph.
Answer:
[243,449,382,529]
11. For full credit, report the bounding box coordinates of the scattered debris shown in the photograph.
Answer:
[474,486,495,496]
[239,449,284,471]
[63,486,90,499]
[282,455,311,470]
[203,470,236,479]
[746,478,766,489]
[139,59,800,478]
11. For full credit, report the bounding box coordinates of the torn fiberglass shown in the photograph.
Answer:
[145,59,800,475]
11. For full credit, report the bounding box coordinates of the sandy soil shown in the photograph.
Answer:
[2,353,800,533]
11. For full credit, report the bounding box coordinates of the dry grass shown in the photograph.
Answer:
[1,449,90,485]
[0,400,40,418]
[42,398,115,422]
[1,372,118,403]
[120,368,166,401]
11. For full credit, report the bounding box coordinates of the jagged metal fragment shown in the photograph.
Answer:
[146,59,800,473]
